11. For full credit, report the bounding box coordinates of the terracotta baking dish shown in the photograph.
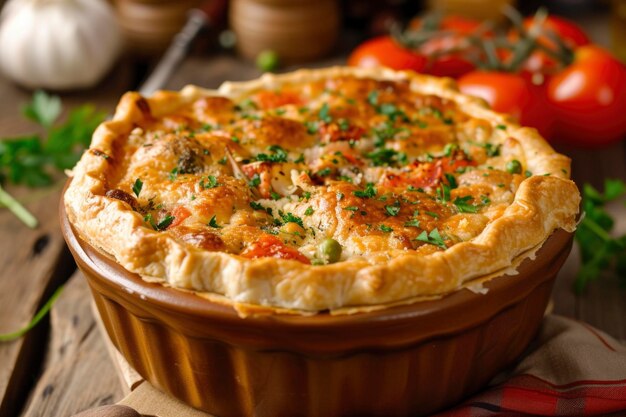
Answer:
[60,193,573,417]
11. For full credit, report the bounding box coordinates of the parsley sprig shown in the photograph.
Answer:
[0,91,105,227]
[575,179,626,293]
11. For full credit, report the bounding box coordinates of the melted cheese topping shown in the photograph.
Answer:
[104,76,528,264]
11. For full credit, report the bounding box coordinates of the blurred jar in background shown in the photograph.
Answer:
[612,0,626,63]
[426,0,516,21]
[230,0,340,64]
[116,0,202,56]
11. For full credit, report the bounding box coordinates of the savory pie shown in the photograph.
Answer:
[64,67,580,313]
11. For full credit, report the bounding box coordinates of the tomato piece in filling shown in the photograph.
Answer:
[241,235,311,264]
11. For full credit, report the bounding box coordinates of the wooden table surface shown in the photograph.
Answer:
[1,17,625,417]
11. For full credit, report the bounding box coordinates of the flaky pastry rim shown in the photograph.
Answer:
[64,66,580,313]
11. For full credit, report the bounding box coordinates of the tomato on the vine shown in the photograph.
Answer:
[547,45,626,147]
[347,36,426,72]
[409,15,483,78]
[521,15,590,75]
[458,71,555,139]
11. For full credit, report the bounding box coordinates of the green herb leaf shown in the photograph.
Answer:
[384,201,400,216]
[404,219,421,228]
[575,179,626,292]
[304,206,314,216]
[353,182,377,198]
[0,185,38,228]
[0,285,64,342]
[256,145,288,163]
[415,228,447,249]
[155,215,175,231]
[199,175,219,189]
[319,103,332,123]
[132,178,143,197]
[379,224,393,233]
[453,196,480,213]
[208,215,222,228]
[22,90,62,128]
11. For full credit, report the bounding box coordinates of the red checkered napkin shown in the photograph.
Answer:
[436,315,626,417]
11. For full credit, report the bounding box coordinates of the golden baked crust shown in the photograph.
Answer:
[64,67,580,312]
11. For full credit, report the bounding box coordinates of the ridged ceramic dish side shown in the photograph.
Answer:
[61,200,573,417]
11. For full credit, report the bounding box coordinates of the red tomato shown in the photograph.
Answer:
[408,15,483,78]
[169,207,191,228]
[458,71,555,139]
[241,235,311,264]
[521,16,590,75]
[547,45,626,147]
[523,15,589,50]
[255,91,302,110]
[347,36,427,72]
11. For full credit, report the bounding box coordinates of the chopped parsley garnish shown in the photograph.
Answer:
[482,142,501,157]
[217,156,227,165]
[208,215,222,228]
[415,228,447,249]
[338,119,350,131]
[496,124,507,130]
[270,191,281,200]
[371,121,400,148]
[384,201,401,216]
[317,167,332,177]
[155,215,175,231]
[199,175,219,189]
[336,192,345,200]
[367,90,408,122]
[436,184,451,203]
[200,123,214,132]
[305,121,319,134]
[304,206,314,216]
[379,224,393,233]
[367,91,379,106]
[353,182,377,198]
[250,201,272,215]
[249,173,261,187]
[235,98,257,111]
[344,206,359,212]
[443,143,457,157]
[404,219,421,228]
[425,211,439,218]
[367,148,407,167]
[294,153,305,163]
[319,103,332,123]
[256,145,288,163]
[444,173,458,189]
[231,136,240,143]
[279,210,304,228]
[132,178,143,197]
[250,201,263,210]
[301,191,311,201]
[169,167,179,181]
[453,196,480,213]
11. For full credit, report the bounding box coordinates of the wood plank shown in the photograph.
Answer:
[20,271,124,417]
[0,67,134,417]
[551,142,626,341]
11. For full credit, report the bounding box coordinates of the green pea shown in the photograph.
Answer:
[256,50,280,72]
[318,238,342,264]
[506,159,522,174]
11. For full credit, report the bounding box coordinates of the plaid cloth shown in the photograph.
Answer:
[435,315,626,417]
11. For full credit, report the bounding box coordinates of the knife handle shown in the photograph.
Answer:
[71,404,141,417]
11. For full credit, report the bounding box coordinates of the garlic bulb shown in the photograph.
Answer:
[0,0,121,90]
